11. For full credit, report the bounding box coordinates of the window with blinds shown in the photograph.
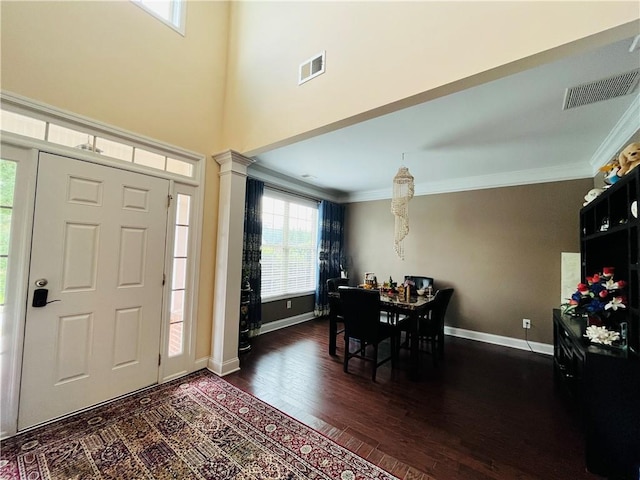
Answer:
[261,190,318,299]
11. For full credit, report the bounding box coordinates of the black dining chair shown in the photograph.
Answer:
[327,277,349,355]
[418,288,454,366]
[338,286,396,381]
[399,288,454,366]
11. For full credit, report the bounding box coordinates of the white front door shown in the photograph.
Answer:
[18,152,169,430]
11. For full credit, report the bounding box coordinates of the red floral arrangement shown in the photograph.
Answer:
[563,267,627,325]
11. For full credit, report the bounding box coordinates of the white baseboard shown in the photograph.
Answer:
[445,326,553,356]
[259,312,316,335]
[257,314,554,355]
[207,356,240,377]
[194,356,209,371]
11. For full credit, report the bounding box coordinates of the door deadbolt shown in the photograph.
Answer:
[35,278,48,287]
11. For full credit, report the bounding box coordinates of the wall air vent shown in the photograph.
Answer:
[299,51,326,85]
[563,69,640,110]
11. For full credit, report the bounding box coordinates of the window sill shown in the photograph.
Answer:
[262,291,315,303]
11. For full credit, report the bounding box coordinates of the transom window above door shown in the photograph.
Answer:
[1,106,195,179]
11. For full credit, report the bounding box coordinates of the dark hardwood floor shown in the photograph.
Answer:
[225,318,602,480]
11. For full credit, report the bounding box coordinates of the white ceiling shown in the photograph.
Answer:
[250,36,640,203]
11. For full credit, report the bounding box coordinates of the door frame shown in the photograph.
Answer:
[1,130,204,438]
[0,144,37,439]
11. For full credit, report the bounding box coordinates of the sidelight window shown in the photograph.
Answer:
[168,193,191,357]
[0,160,16,308]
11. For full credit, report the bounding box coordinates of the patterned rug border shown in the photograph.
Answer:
[1,369,401,480]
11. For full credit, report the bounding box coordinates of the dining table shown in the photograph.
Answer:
[329,289,436,379]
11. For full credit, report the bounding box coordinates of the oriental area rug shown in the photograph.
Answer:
[0,370,398,480]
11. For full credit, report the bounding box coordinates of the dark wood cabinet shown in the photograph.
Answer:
[553,310,639,479]
[553,167,640,479]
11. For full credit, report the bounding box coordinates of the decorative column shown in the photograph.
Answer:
[208,150,254,376]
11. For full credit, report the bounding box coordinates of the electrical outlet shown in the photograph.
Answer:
[522,318,531,329]
[286,300,292,309]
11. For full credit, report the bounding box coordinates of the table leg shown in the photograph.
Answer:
[409,313,420,380]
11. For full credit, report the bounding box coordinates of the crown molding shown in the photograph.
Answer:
[249,158,596,204]
[344,162,594,203]
[589,94,640,174]
[248,163,344,203]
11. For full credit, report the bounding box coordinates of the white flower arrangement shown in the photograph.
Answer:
[584,325,620,345]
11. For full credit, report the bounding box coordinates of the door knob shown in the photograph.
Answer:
[35,278,48,287]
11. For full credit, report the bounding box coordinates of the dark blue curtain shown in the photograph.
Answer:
[315,200,345,316]
[243,178,264,337]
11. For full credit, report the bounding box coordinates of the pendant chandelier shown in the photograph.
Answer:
[391,159,414,260]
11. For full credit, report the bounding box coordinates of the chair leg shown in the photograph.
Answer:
[343,337,349,373]
[431,336,438,367]
[329,316,337,355]
[391,334,398,368]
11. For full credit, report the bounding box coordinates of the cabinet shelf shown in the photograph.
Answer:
[581,223,630,241]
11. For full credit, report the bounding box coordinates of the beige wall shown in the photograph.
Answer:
[0,1,228,155]
[224,1,639,155]
[0,1,230,359]
[345,179,593,345]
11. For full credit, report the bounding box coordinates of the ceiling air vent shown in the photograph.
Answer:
[563,69,640,110]
[299,51,326,85]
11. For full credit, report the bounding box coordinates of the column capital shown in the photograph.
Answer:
[213,150,254,176]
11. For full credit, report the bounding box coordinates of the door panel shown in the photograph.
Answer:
[118,227,147,286]
[18,153,169,430]
[113,307,142,367]
[55,312,93,384]
[61,222,99,291]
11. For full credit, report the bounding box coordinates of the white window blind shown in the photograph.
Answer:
[261,190,318,299]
